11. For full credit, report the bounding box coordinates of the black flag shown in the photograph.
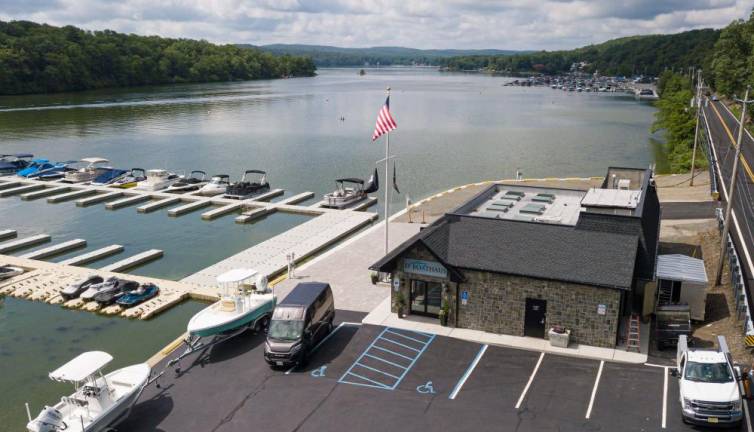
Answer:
[364,168,379,193]
[393,162,400,194]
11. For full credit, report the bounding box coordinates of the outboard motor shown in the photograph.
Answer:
[27,406,67,432]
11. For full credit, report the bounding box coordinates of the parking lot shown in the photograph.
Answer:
[121,310,753,431]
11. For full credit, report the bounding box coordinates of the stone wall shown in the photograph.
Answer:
[389,243,622,348]
[457,271,622,348]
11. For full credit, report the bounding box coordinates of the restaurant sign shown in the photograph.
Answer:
[404,259,448,279]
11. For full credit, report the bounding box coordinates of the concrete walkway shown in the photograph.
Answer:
[273,221,421,312]
[363,297,649,364]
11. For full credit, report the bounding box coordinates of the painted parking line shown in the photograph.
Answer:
[285,321,362,375]
[662,366,668,429]
[448,344,488,400]
[515,352,545,409]
[585,360,604,419]
[338,327,435,390]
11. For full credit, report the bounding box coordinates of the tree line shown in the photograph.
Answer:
[0,21,316,95]
[440,29,720,77]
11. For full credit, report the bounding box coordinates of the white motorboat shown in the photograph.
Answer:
[63,158,110,184]
[26,351,150,432]
[165,170,208,193]
[197,174,230,196]
[187,268,276,338]
[133,169,180,191]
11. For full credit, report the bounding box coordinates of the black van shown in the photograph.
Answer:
[264,282,335,367]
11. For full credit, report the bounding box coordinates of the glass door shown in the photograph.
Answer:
[410,280,441,317]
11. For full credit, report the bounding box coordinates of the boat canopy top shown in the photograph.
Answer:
[81,157,110,165]
[245,170,266,175]
[146,169,169,175]
[217,268,258,284]
[212,174,230,179]
[335,178,364,184]
[49,351,113,382]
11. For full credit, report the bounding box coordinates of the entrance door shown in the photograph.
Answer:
[410,280,442,317]
[524,298,547,338]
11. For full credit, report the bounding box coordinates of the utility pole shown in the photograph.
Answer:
[690,69,702,186]
[715,85,752,285]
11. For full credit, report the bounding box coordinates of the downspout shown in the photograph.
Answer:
[455,282,460,328]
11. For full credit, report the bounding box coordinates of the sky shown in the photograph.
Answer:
[1,0,753,50]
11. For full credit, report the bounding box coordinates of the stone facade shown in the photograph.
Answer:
[390,243,623,348]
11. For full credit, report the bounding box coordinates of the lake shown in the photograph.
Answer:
[0,67,660,429]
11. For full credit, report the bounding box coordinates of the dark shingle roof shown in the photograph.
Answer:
[373,216,640,290]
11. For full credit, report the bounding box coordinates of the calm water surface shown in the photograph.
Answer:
[0,68,660,428]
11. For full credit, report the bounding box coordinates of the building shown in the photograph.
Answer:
[371,167,660,348]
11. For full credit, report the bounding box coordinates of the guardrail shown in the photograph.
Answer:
[715,208,754,340]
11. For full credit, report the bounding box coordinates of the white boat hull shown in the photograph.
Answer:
[188,293,276,338]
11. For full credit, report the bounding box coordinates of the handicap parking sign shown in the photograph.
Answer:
[461,290,469,305]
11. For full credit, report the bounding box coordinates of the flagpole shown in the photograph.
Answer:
[384,87,391,255]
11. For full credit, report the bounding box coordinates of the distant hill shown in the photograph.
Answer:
[238,44,525,67]
[440,29,721,76]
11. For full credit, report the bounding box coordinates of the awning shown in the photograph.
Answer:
[217,268,258,283]
[656,254,708,284]
[49,351,113,382]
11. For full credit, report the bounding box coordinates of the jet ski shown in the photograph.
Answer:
[80,276,119,301]
[60,275,104,300]
[166,170,208,193]
[93,279,139,305]
[0,153,33,176]
[116,283,159,307]
[109,168,146,189]
[0,265,24,280]
[197,174,230,196]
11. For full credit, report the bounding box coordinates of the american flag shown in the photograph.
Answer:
[372,96,397,141]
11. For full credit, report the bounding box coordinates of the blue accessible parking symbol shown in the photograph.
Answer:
[416,381,435,394]
[311,366,327,378]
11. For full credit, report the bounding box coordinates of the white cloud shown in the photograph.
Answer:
[0,0,752,49]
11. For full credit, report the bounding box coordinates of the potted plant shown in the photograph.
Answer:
[369,271,379,285]
[439,300,450,326]
[548,325,571,348]
[394,291,407,318]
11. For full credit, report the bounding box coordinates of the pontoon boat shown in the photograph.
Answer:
[323,170,378,209]
[63,158,110,184]
[166,170,208,193]
[197,174,230,196]
[0,153,33,176]
[224,170,270,199]
[108,168,146,189]
[133,169,180,191]
[25,351,149,432]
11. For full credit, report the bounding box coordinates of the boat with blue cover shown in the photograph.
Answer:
[0,153,33,176]
[116,283,159,307]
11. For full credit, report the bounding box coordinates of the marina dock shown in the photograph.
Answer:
[0,229,17,240]
[0,176,381,320]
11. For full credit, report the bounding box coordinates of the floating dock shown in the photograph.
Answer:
[99,249,164,272]
[59,244,124,266]
[168,199,212,217]
[106,194,151,210]
[48,189,96,203]
[0,234,51,253]
[21,185,70,200]
[20,239,87,259]
[183,210,377,287]
[0,183,45,197]
[76,191,123,207]
[0,229,17,241]
[138,196,181,213]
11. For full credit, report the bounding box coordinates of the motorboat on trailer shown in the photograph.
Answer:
[116,283,159,308]
[90,168,129,186]
[93,279,139,306]
[60,275,105,300]
[187,269,276,338]
[63,158,111,184]
[0,153,33,176]
[322,169,379,209]
[165,170,208,193]
[224,170,270,199]
[197,174,230,196]
[108,168,146,189]
[0,265,24,280]
[25,351,150,432]
[133,169,181,191]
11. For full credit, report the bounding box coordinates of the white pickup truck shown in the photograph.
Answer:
[675,335,744,427]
